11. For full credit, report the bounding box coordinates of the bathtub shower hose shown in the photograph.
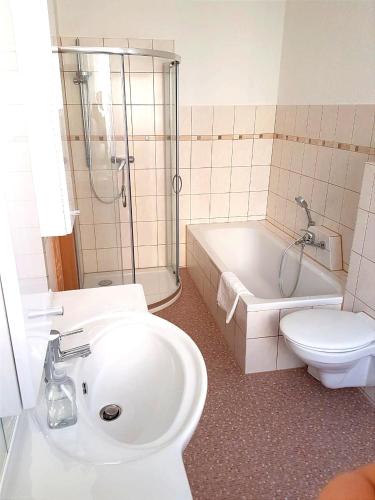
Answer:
[278,241,305,298]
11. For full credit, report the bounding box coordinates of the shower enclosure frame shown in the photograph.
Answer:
[53,44,182,297]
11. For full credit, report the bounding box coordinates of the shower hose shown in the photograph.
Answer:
[278,240,305,298]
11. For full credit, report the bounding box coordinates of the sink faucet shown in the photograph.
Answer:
[45,328,91,382]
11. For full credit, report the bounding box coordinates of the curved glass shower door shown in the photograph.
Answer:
[59,44,181,308]
[127,52,180,306]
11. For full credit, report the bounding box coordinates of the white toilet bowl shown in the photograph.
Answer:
[279,309,375,389]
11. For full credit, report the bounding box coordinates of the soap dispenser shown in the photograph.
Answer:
[45,367,78,429]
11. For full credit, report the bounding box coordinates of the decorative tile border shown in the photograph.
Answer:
[67,132,375,155]
[275,133,375,155]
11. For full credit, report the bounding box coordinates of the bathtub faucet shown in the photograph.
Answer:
[295,229,326,249]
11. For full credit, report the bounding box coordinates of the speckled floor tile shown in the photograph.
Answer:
[156,269,375,500]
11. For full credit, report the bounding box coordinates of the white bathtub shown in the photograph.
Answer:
[187,221,344,373]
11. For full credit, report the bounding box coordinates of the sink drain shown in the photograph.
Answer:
[98,279,112,287]
[99,404,122,421]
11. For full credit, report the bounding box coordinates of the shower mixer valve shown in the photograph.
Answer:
[296,229,326,249]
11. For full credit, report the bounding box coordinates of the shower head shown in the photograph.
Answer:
[295,196,308,209]
[295,195,315,227]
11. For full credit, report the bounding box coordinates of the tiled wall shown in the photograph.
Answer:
[60,37,276,275]
[267,105,375,270]
[344,162,375,319]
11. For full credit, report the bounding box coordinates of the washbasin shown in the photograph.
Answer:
[35,311,207,467]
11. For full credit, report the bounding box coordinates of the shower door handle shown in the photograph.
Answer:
[172,174,182,194]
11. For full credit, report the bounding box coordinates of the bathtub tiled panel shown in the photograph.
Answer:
[187,226,342,374]
[344,162,375,320]
[267,104,375,270]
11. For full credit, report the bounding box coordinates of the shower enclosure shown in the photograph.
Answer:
[55,43,181,309]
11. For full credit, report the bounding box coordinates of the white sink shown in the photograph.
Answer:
[33,310,207,498]
[1,286,207,500]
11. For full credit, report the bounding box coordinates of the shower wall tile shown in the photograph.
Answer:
[344,162,375,319]
[267,104,375,270]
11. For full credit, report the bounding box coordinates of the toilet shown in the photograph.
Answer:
[280,309,375,389]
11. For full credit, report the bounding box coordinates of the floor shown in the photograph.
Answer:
[157,269,375,500]
[83,267,178,306]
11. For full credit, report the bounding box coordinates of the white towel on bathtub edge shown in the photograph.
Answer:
[217,271,253,324]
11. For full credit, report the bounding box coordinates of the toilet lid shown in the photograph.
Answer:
[280,309,375,352]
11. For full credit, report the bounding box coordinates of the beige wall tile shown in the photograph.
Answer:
[136,195,157,221]
[191,194,210,219]
[179,106,192,135]
[232,140,253,166]
[254,105,276,133]
[250,165,270,192]
[290,142,304,173]
[191,106,213,135]
[356,256,375,309]
[211,140,232,167]
[294,106,309,137]
[345,153,367,193]
[329,149,349,188]
[95,223,118,248]
[335,105,355,144]
[82,249,97,273]
[252,139,273,165]
[211,167,231,193]
[229,192,249,217]
[352,105,375,146]
[134,169,157,196]
[306,105,322,138]
[210,193,230,219]
[301,144,318,177]
[137,221,158,246]
[245,337,277,373]
[340,190,359,229]
[138,245,158,268]
[230,167,251,193]
[191,168,211,194]
[234,106,256,134]
[131,105,154,135]
[178,141,191,168]
[133,141,156,169]
[191,141,212,168]
[92,198,116,224]
[363,212,375,262]
[320,105,338,141]
[325,184,344,222]
[213,106,234,135]
[80,225,95,250]
[249,191,268,215]
[311,179,328,214]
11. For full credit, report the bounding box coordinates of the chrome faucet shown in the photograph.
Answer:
[45,328,91,382]
[295,229,325,249]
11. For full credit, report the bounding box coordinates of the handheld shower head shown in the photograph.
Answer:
[295,195,315,227]
[295,196,308,209]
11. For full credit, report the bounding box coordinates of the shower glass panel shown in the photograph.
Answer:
[58,45,181,308]
[62,51,132,287]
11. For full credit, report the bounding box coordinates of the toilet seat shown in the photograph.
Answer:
[280,309,375,353]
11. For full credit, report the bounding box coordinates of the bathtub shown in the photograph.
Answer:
[187,221,344,374]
